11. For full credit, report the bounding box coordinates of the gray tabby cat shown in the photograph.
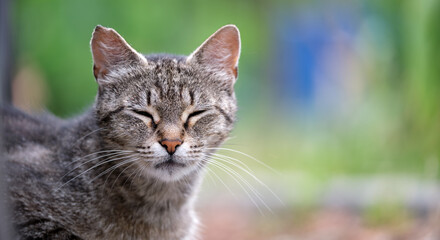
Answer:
[2,24,240,239]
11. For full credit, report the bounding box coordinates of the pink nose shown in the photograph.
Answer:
[160,139,183,155]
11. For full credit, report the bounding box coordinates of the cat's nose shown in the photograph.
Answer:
[160,139,183,155]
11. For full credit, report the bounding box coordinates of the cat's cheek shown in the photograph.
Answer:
[207,132,228,147]
[106,114,153,147]
[188,116,217,135]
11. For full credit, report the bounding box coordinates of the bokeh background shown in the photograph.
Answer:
[6,0,440,239]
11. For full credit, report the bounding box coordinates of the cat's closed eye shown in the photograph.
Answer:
[187,110,206,120]
[185,110,208,128]
[132,110,154,120]
[131,109,158,127]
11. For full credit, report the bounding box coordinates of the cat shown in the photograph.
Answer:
[2,24,240,239]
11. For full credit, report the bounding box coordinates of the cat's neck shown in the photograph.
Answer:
[131,173,201,207]
[95,163,202,225]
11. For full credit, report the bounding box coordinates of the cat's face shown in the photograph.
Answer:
[91,25,240,181]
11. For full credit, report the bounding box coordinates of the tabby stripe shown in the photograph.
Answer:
[45,227,65,236]
[153,81,163,99]
[189,91,195,105]
[215,106,233,124]
[99,107,124,122]
[179,86,184,100]
[17,219,50,228]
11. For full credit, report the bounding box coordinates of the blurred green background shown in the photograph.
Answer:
[10,0,440,239]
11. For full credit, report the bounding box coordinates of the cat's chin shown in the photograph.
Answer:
[142,161,200,182]
[154,159,186,169]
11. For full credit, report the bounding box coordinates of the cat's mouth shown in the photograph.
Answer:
[154,159,186,169]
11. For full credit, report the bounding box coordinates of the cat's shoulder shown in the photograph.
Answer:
[1,105,62,128]
[1,105,63,149]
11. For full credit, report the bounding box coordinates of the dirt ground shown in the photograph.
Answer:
[199,201,440,240]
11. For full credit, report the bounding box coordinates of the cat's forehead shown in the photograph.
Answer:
[144,54,187,64]
[121,55,216,106]
[144,56,201,92]
[146,55,193,85]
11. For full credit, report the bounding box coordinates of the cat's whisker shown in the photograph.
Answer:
[73,127,106,146]
[199,158,236,198]
[91,157,140,184]
[123,165,142,188]
[192,161,205,175]
[65,149,133,168]
[210,155,284,206]
[220,142,245,147]
[74,149,132,161]
[211,153,254,173]
[225,135,237,141]
[60,151,132,180]
[111,161,139,189]
[206,147,280,175]
[129,165,147,189]
[211,159,274,214]
[221,136,247,147]
[57,154,135,190]
[208,160,266,215]
[199,162,217,187]
[209,155,257,179]
[203,152,281,210]
[202,152,277,213]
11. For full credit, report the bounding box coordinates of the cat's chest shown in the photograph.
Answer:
[85,209,193,240]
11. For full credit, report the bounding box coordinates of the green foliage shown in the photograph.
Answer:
[13,0,268,117]
[13,0,440,181]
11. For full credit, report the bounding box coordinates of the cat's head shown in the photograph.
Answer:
[90,25,240,182]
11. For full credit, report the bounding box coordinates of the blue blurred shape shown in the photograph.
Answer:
[272,2,359,115]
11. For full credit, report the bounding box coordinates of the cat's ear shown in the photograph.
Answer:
[90,25,147,83]
[187,25,241,82]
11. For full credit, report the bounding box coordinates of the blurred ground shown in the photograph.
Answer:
[199,203,440,240]
[196,163,440,240]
